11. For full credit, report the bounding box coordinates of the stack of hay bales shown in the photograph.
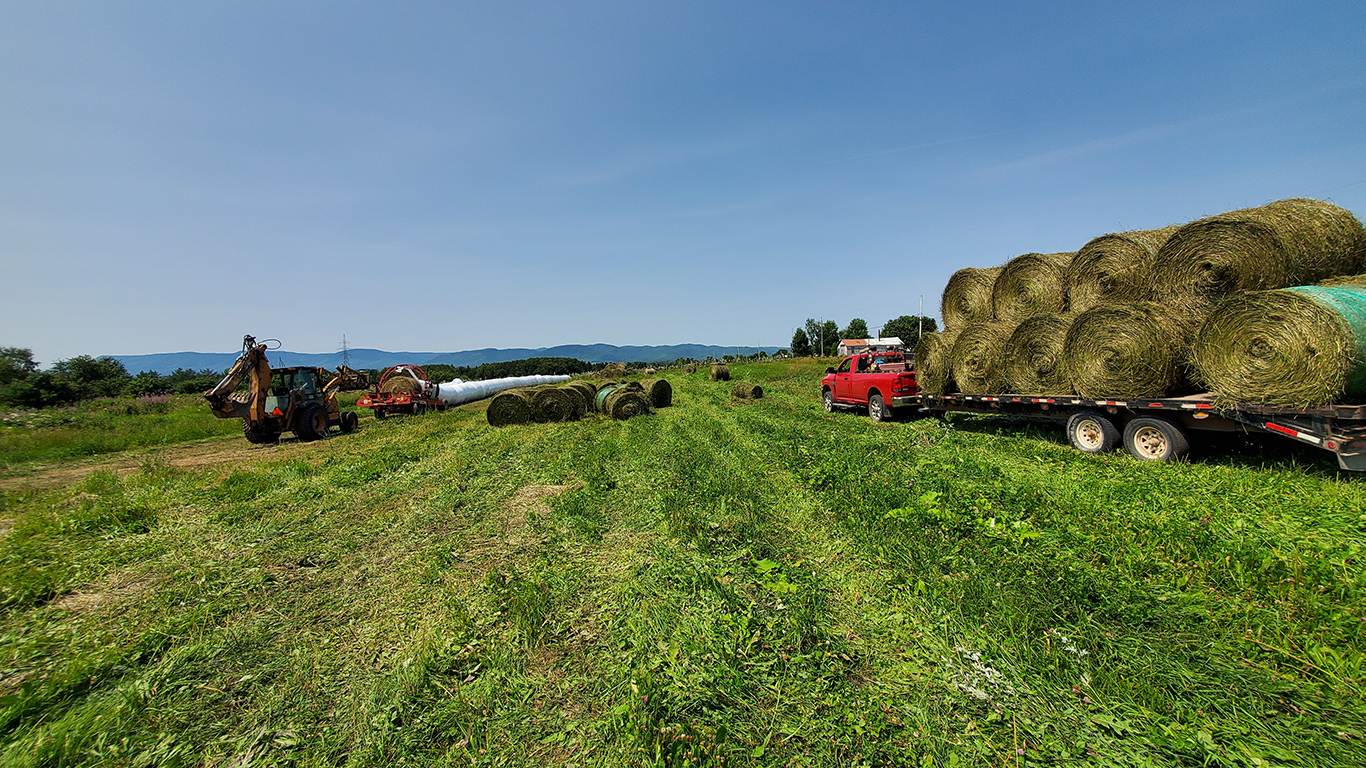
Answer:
[927,198,1366,404]
[487,376,671,425]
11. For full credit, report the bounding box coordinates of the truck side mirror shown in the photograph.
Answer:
[825,367,835,374]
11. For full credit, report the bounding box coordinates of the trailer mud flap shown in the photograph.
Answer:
[1337,452,1366,472]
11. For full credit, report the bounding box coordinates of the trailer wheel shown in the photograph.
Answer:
[375,409,388,420]
[296,403,330,441]
[339,411,359,433]
[822,389,834,412]
[1066,410,1120,454]
[413,403,427,416]
[1123,417,1189,463]
[869,394,888,423]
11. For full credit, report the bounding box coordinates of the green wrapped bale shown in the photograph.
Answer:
[709,364,731,381]
[941,266,1002,330]
[530,387,575,423]
[732,382,764,399]
[1062,302,1198,398]
[991,252,1074,324]
[1190,284,1366,407]
[950,322,1016,395]
[1066,226,1181,312]
[641,378,673,408]
[487,390,534,427]
[1002,313,1075,395]
[914,329,959,396]
[1151,198,1366,312]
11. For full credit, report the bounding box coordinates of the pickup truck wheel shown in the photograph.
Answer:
[869,394,888,423]
[1066,410,1120,454]
[822,389,834,413]
[1123,417,1189,463]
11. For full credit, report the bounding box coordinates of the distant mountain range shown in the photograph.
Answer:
[112,343,784,375]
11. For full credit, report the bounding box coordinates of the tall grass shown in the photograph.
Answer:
[0,362,1362,766]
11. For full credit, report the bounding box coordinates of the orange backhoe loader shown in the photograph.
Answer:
[205,335,362,444]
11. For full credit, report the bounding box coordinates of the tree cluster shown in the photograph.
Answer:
[788,315,938,357]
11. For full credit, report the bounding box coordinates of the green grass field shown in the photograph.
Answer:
[1,359,1362,767]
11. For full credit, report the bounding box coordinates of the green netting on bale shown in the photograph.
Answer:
[941,266,1002,330]
[487,390,533,427]
[1003,313,1075,395]
[1066,226,1181,312]
[530,387,575,423]
[1151,198,1366,312]
[1062,302,1198,398]
[991,252,1074,324]
[914,330,959,396]
[641,378,673,408]
[950,322,1016,395]
[1191,285,1366,407]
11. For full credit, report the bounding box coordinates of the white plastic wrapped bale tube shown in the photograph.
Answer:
[436,375,571,407]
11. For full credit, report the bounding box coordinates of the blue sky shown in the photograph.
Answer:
[3,1,1364,361]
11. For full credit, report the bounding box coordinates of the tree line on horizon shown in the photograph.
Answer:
[789,315,938,357]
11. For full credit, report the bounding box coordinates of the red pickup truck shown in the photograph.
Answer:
[820,352,919,422]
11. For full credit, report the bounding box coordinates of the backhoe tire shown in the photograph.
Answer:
[1122,416,1189,463]
[1066,410,1120,454]
[339,411,359,433]
[243,419,279,445]
[296,403,330,441]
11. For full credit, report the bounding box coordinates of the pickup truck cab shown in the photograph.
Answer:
[820,352,919,422]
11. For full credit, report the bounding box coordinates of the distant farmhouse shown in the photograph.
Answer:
[837,337,905,356]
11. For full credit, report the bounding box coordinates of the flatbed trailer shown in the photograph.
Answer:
[917,393,1366,471]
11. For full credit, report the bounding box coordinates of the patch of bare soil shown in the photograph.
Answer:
[0,437,316,491]
[48,571,156,614]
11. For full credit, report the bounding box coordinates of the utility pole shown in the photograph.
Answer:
[340,335,351,368]
[918,295,923,347]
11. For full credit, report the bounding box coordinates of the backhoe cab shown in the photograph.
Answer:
[205,335,361,444]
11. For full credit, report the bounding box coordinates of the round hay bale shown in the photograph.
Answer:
[709,363,731,381]
[1062,302,1198,398]
[643,368,656,375]
[558,385,588,419]
[1319,273,1366,289]
[1002,314,1075,395]
[380,375,422,395]
[1066,226,1181,312]
[530,387,575,423]
[602,388,651,420]
[568,381,598,410]
[991,252,1075,324]
[683,364,697,374]
[949,322,1016,395]
[487,390,533,427]
[732,382,764,399]
[599,362,627,379]
[623,381,645,392]
[1190,284,1366,407]
[941,266,1003,330]
[641,378,673,408]
[1151,198,1366,312]
[914,329,960,396]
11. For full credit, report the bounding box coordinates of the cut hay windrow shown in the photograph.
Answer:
[950,321,1016,395]
[600,387,651,420]
[1151,198,1366,312]
[1002,313,1075,395]
[641,378,673,408]
[941,266,1003,329]
[486,390,533,427]
[530,387,575,423]
[558,385,589,419]
[1062,301,1198,398]
[1190,284,1366,407]
[709,364,731,381]
[1066,225,1181,312]
[732,382,764,399]
[914,329,960,396]
[991,252,1075,324]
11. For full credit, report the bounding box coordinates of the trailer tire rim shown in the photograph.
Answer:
[1133,425,1167,459]
[1075,419,1104,450]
